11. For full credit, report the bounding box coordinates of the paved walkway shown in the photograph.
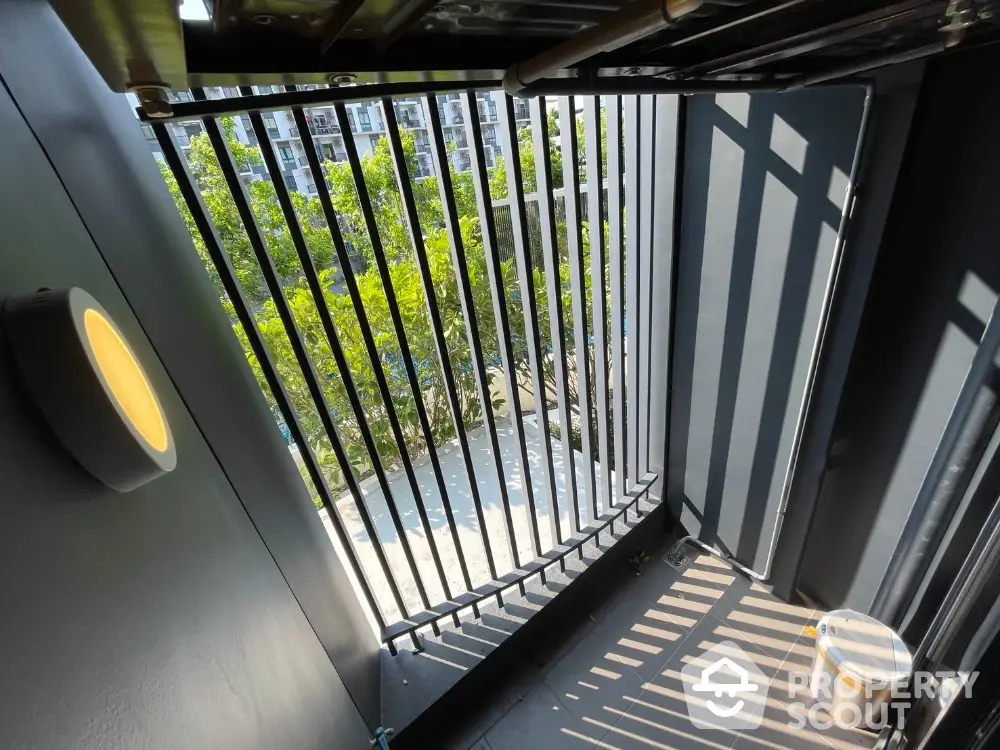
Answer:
[318,415,613,627]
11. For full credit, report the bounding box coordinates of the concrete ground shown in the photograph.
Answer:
[318,414,613,627]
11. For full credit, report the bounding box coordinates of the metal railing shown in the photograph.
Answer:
[151,85,658,654]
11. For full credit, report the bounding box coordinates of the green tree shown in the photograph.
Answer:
[488,106,607,199]
[160,111,606,508]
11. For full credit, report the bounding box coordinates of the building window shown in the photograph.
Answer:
[320,143,336,160]
[140,124,155,140]
[257,85,272,95]
[398,105,418,128]
[182,122,203,141]
[488,100,497,121]
[283,174,297,191]
[239,115,258,144]
[279,145,295,164]
[444,129,455,145]
[347,111,357,132]
[308,181,317,194]
[263,114,279,137]
[369,135,381,150]
[222,86,239,98]
[358,110,371,132]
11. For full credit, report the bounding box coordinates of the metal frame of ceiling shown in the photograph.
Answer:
[53,0,998,114]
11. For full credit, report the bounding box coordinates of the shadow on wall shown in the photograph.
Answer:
[804,270,999,614]
[797,52,1000,613]
[667,87,865,574]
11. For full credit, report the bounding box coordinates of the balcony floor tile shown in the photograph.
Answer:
[445,539,878,750]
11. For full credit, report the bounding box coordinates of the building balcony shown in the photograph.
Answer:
[116,75,997,750]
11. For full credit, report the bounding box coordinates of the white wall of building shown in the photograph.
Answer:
[131,87,529,194]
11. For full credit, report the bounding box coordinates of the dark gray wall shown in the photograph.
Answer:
[0,7,380,727]
[0,2,377,746]
[666,85,865,572]
[648,95,681,505]
[798,44,1000,615]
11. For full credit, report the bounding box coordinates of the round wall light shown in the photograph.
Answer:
[3,287,176,491]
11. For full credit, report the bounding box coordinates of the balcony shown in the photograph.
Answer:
[157,87,664,658]
[135,77,993,750]
[15,0,1000,745]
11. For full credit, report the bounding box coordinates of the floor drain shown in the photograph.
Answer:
[664,544,689,570]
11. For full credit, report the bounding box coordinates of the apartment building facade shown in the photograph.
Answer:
[135,86,530,193]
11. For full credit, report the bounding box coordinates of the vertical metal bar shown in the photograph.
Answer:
[917,491,1000,667]
[462,90,541,563]
[241,87,439,632]
[530,96,580,536]
[380,96,483,607]
[290,101,441,625]
[624,95,641,488]
[498,94,562,551]
[330,100,458,612]
[424,94,518,583]
[662,93,687,531]
[561,95,598,525]
[638,95,656,477]
[873,293,1000,627]
[152,122,393,632]
[607,96,627,507]
[887,490,1000,747]
[202,101,439,630]
[585,95,612,517]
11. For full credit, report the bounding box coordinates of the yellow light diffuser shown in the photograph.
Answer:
[83,308,169,453]
[3,287,176,491]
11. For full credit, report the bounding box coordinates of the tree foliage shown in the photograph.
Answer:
[160,110,603,508]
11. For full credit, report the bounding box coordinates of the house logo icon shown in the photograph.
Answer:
[681,641,767,730]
